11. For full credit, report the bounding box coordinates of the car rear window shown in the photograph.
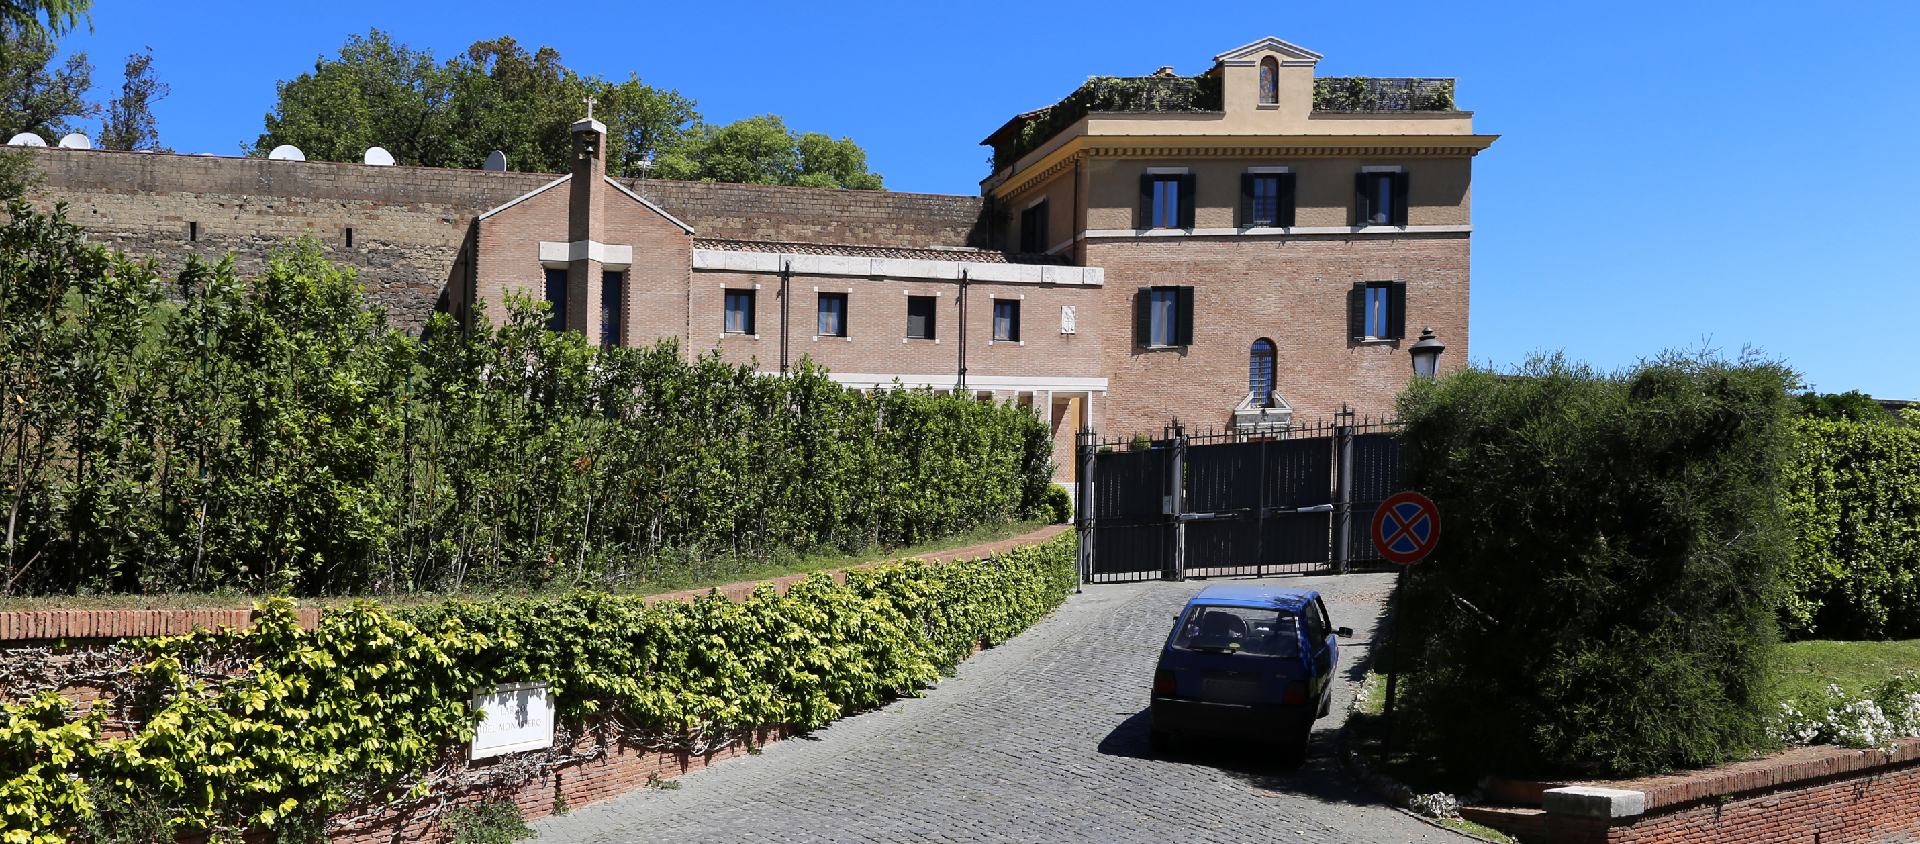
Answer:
[1171,605,1300,658]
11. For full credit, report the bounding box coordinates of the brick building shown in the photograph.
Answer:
[21,36,1493,479]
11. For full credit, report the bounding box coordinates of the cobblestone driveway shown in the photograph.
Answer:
[535,573,1454,844]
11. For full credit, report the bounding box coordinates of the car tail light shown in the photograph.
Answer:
[1153,670,1177,697]
[1282,681,1308,706]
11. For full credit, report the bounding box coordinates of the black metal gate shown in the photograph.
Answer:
[1075,416,1401,583]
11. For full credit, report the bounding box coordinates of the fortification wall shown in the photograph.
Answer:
[21,148,991,331]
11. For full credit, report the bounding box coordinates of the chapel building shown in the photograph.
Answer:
[20,37,1494,482]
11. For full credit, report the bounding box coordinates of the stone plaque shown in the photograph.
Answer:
[1060,305,1076,335]
[470,682,553,759]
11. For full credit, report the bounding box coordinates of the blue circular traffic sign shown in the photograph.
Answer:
[1371,492,1440,564]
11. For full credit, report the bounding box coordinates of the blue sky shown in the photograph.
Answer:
[55,0,1920,398]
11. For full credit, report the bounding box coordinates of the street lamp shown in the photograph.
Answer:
[1409,327,1446,378]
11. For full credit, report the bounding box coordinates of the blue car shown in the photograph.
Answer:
[1149,584,1352,760]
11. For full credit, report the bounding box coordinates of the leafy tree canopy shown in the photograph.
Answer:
[0,19,92,141]
[1796,390,1901,425]
[0,0,87,39]
[97,47,169,152]
[255,30,884,189]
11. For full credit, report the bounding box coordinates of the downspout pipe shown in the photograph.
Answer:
[957,268,969,391]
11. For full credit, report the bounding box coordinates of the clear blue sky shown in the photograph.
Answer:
[56,0,1920,399]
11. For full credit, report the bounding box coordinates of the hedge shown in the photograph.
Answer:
[1393,353,1795,777]
[1785,417,1920,640]
[0,532,1078,843]
[0,201,1053,597]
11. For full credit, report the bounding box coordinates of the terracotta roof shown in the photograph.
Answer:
[693,238,1069,265]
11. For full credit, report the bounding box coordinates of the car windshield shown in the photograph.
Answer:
[1171,605,1300,658]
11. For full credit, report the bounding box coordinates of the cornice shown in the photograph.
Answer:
[993,134,1499,199]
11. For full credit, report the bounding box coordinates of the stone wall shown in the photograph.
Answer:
[23,148,993,332]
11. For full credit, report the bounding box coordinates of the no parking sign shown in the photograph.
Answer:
[1371,492,1441,565]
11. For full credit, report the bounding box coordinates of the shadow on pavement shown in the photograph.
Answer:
[1096,708,1395,810]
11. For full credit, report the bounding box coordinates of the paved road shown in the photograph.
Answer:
[535,573,1453,844]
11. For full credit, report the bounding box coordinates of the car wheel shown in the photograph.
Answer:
[1149,729,1172,754]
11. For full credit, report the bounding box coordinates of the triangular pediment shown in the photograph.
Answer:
[1215,37,1323,65]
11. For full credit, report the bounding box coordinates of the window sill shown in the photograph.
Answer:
[902,337,942,344]
[1352,338,1400,345]
[987,339,1026,346]
[812,334,852,342]
[1139,344,1188,350]
[722,332,760,340]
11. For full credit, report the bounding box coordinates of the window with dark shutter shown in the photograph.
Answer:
[1145,174,1188,229]
[1347,281,1408,340]
[1243,174,1293,228]
[1356,171,1408,226]
[545,268,569,333]
[993,299,1020,342]
[1138,286,1193,347]
[906,295,937,339]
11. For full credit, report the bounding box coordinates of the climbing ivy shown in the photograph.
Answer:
[0,532,1075,842]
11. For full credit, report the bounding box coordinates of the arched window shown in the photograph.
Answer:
[1259,57,1279,105]
[1249,338,1276,404]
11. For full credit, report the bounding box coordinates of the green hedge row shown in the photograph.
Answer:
[0,532,1077,843]
[0,202,1053,597]
[1785,417,1920,640]
[1393,353,1795,777]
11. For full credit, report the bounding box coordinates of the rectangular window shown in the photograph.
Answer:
[1347,281,1407,340]
[544,267,569,333]
[1139,173,1196,229]
[906,295,937,339]
[993,299,1020,342]
[817,292,848,337]
[600,270,623,347]
[724,289,755,335]
[1241,172,1296,228]
[1355,171,1409,226]
[1020,201,1050,253]
[1135,286,1195,347]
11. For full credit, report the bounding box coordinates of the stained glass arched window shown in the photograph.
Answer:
[1250,338,1276,404]
[1259,57,1279,105]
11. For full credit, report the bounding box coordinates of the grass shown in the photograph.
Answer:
[1774,638,1920,703]
[1433,817,1516,842]
[0,519,1057,612]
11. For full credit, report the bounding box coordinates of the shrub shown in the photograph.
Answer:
[1041,484,1073,524]
[442,800,533,844]
[0,202,1054,597]
[0,533,1077,841]
[1784,418,1920,639]
[1393,352,1795,777]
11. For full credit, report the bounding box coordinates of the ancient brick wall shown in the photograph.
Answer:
[629,178,989,249]
[24,148,994,333]
[1085,232,1471,436]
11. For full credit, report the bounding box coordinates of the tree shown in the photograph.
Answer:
[659,114,884,190]
[253,30,883,190]
[0,0,87,39]
[96,47,169,152]
[254,31,701,175]
[0,20,92,141]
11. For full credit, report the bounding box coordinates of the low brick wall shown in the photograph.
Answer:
[1465,739,1920,843]
[330,722,789,844]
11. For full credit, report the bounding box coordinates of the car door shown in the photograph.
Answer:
[1306,597,1335,693]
